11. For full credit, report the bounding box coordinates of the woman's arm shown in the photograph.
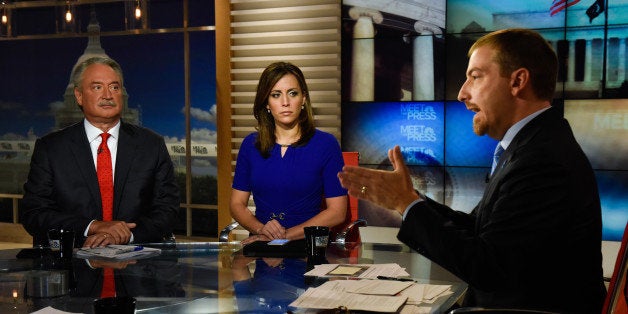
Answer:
[284,195,347,240]
[229,189,265,235]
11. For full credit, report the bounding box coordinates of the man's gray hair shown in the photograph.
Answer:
[71,56,124,89]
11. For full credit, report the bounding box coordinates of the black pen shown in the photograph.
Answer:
[376,275,415,282]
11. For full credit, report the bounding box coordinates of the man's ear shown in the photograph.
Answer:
[510,68,529,96]
[74,87,83,106]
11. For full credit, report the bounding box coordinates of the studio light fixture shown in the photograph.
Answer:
[135,0,141,20]
[65,1,72,23]
[1,1,7,25]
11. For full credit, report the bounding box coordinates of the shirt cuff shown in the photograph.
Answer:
[84,220,95,237]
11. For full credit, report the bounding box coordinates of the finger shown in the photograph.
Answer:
[99,233,111,247]
[83,237,95,248]
[390,146,409,175]
[265,228,279,240]
[265,221,283,239]
[277,227,287,238]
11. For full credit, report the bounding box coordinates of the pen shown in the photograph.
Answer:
[377,275,415,282]
[113,245,143,254]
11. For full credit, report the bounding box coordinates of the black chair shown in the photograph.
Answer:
[602,221,628,314]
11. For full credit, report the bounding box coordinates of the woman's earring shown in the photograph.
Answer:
[301,105,304,110]
[267,109,271,113]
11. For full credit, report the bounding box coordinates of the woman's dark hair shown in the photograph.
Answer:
[253,62,315,158]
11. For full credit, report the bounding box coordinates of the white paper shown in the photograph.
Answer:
[30,306,82,314]
[304,263,410,279]
[76,245,161,260]
[343,280,413,295]
[289,285,407,312]
[400,283,453,305]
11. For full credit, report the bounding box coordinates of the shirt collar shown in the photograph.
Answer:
[84,119,121,143]
[499,107,550,150]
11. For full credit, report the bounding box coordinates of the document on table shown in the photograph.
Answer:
[304,263,410,279]
[76,245,161,260]
[399,283,453,304]
[289,280,408,312]
[30,306,82,314]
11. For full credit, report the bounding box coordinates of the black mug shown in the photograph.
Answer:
[304,226,330,264]
[48,229,75,259]
[59,229,75,260]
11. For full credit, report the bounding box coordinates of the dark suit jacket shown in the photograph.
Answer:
[21,121,180,247]
[398,107,605,313]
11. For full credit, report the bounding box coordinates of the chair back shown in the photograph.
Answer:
[602,221,628,314]
[329,152,361,242]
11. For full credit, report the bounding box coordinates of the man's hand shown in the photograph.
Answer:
[338,145,421,216]
[84,220,136,248]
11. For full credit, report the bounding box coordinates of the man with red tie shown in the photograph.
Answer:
[21,56,179,248]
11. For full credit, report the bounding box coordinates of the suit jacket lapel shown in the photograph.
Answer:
[114,122,138,218]
[67,123,102,216]
[476,107,558,228]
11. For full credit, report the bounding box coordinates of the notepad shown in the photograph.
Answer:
[76,245,161,260]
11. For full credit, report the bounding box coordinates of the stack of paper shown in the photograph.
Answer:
[76,245,161,260]
[290,279,453,313]
[399,283,453,304]
[289,280,408,312]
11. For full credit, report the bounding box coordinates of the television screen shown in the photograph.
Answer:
[445,102,497,167]
[596,170,628,240]
[342,101,445,166]
[564,99,628,170]
[342,101,497,227]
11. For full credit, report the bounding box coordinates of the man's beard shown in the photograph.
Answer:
[472,113,487,136]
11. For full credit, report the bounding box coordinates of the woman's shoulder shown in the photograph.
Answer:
[242,132,259,144]
[307,129,341,152]
[311,129,339,143]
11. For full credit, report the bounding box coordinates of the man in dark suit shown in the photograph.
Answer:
[21,56,179,248]
[338,29,605,313]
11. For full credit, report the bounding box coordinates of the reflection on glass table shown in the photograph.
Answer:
[0,241,466,313]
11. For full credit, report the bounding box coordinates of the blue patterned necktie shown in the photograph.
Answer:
[491,143,505,175]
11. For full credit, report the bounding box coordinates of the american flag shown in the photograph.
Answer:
[550,0,581,16]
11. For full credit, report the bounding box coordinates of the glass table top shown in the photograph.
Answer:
[0,241,466,313]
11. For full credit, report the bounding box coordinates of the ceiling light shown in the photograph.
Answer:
[135,1,141,20]
[65,2,72,23]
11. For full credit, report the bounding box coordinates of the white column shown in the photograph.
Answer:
[618,38,626,82]
[585,39,593,82]
[568,40,575,83]
[349,8,382,102]
[413,35,434,100]
[412,22,442,101]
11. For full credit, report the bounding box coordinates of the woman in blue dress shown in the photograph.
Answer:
[231,62,348,244]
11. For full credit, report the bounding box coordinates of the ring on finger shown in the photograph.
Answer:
[360,186,367,194]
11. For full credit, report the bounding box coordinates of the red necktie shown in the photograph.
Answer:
[97,133,113,221]
[101,268,116,298]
